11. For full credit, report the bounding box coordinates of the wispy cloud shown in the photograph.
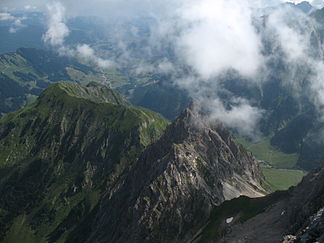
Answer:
[209,97,264,137]
[175,0,264,80]
[6,0,324,136]
[43,2,69,46]
[0,12,27,33]
[24,5,37,11]
[43,1,114,69]
[0,12,15,21]
[311,0,324,8]
[9,17,27,33]
[75,44,115,69]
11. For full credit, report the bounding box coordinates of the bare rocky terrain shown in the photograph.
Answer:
[223,165,324,243]
[86,103,265,243]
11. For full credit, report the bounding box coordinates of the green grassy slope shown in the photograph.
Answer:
[261,167,306,191]
[236,138,299,168]
[236,137,306,191]
[0,82,169,243]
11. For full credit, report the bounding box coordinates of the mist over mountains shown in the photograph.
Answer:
[1,1,322,131]
[2,0,324,168]
[0,0,324,242]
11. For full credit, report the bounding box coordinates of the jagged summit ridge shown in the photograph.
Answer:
[86,103,265,242]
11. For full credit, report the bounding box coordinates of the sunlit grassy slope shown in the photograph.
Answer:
[236,138,298,168]
[261,167,306,191]
[236,137,306,191]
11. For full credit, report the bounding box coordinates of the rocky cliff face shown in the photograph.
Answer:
[282,207,324,243]
[86,103,265,243]
[222,165,324,243]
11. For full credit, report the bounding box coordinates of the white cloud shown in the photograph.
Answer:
[208,98,264,138]
[307,61,324,121]
[157,59,175,74]
[0,12,27,33]
[24,5,37,10]
[311,0,324,8]
[175,0,264,80]
[9,17,27,33]
[42,2,114,70]
[0,12,15,21]
[265,6,312,62]
[43,2,69,46]
[75,44,115,69]
[5,0,324,135]
[286,0,307,3]
[160,0,266,136]
[262,4,324,123]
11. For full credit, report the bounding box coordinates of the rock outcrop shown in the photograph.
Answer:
[87,103,265,243]
[0,85,265,243]
[223,165,324,243]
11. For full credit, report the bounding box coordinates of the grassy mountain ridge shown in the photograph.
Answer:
[0,82,169,242]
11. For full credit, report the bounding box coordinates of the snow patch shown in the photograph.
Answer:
[226,217,234,224]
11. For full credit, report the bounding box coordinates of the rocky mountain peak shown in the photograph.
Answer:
[86,102,265,243]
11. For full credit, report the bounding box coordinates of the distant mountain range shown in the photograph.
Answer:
[0,48,102,116]
[0,47,190,120]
